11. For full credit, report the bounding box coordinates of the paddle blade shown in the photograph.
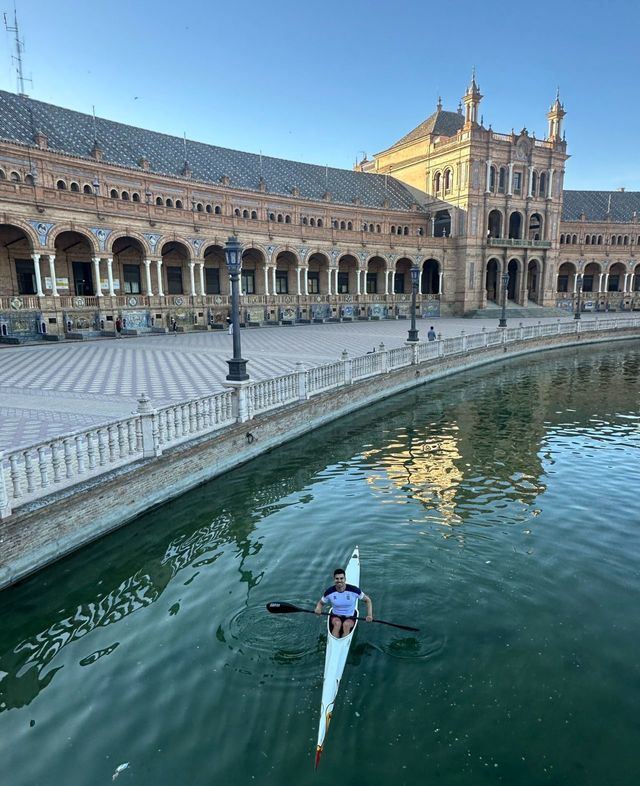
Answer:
[266,601,303,614]
[315,746,322,770]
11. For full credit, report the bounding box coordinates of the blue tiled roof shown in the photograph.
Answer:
[0,90,421,212]
[562,190,640,222]
[390,108,465,148]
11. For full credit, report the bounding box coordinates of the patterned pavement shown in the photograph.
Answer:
[0,316,586,453]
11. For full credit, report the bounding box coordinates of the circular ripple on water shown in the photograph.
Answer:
[216,603,325,683]
[370,631,446,661]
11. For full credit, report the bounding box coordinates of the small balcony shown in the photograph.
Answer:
[488,238,552,249]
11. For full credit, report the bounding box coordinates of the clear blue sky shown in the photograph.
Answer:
[3,0,639,191]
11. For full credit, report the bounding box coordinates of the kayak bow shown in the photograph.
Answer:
[315,545,360,768]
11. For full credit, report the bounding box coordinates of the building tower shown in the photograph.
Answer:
[547,89,566,142]
[462,69,482,129]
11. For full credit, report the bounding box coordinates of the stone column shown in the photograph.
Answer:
[143,259,153,295]
[156,259,164,296]
[188,261,196,296]
[304,267,309,296]
[264,266,270,296]
[327,268,333,296]
[597,273,603,293]
[296,266,301,295]
[384,269,389,295]
[106,257,116,296]
[198,262,206,296]
[93,257,103,298]
[439,271,444,295]
[356,268,361,296]
[48,255,59,297]
[32,253,44,296]
[485,160,491,192]
[271,266,276,295]
[604,273,609,292]
[507,163,514,196]
[548,169,554,199]
[528,168,534,197]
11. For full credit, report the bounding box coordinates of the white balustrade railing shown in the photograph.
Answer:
[2,317,640,519]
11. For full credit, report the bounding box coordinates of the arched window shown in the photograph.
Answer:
[132,192,140,202]
[277,213,283,222]
[166,198,174,208]
[531,171,538,196]
[508,211,523,239]
[269,212,276,221]
[242,209,249,218]
[498,167,506,193]
[197,203,203,212]
[317,219,323,228]
[83,184,93,194]
[206,204,212,213]
[10,171,21,182]
[433,172,441,193]
[560,234,565,244]
[585,235,591,245]
[340,220,346,230]
[444,169,452,191]
[0,169,6,179]
[25,173,35,186]
[175,200,183,209]
[376,224,381,233]
[110,189,118,198]
[156,196,163,205]
[215,205,222,215]
[572,234,577,244]
[369,224,374,232]
[489,166,496,192]
[309,217,315,227]
[390,225,396,234]
[539,172,547,197]
[597,235,603,245]
[488,210,502,239]
[302,216,308,225]
[403,226,409,235]
[234,208,241,217]
[611,235,617,246]
[57,179,67,190]
[121,190,130,200]
[624,236,629,245]
[347,221,352,230]
[70,182,80,192]
[285,214,292,224]
[251,210,257,219]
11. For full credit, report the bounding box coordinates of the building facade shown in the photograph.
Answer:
[0,78,638,341]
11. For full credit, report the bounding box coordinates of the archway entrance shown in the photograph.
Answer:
[421,259,440,294]
[485,258,499,302]
[527,260,540,303]
[507,259,518,300]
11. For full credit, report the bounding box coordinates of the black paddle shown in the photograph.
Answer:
[266,601,419,632]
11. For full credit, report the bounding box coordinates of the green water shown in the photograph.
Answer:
[1,342,640,786]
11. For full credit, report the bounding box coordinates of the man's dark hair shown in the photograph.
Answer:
[333,568,345,577]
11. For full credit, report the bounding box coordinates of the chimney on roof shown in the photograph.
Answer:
[220,174,230,186]
[34,130,47,149]
[139,156,150,171]
[618,187,625,192]
[258,176,266,192]
[182,161,192,178]
[291,186,300,197]
[90,140,103,162]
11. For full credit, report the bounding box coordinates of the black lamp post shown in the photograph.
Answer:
[574,272,583,320]
[224,236,249,381]
[407,262,420,342]
[499,271,509,327]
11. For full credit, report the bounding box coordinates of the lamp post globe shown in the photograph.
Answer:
[224,235,249,381]
[574,272,583,320]
[499,271,509,328]
[407,263,420,343]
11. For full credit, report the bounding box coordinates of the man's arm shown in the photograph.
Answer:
[314,597,325,615]
[361,593,373,622]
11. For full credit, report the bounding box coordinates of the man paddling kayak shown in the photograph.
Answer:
[315,567,373,638]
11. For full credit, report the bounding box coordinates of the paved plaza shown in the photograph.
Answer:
[0,315,590,453]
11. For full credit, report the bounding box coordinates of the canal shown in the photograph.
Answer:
[1,341,640,785]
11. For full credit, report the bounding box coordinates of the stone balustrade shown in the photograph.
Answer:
[2,316,640,520]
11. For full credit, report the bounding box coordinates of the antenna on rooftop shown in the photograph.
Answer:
[92,105,98,142]
[4,5,30,96]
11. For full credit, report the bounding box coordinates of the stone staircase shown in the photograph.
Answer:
[465,302,571,319]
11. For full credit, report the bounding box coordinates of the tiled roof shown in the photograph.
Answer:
[389,108,465,148]
[562,190,640,222]
[0,90,422,212]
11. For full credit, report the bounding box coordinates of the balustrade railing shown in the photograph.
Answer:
[2,316,640,519]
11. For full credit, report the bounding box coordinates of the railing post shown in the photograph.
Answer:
[0,452,12,519]
[460,330,467,353]
[295,361,308,400]
[224,380,251,423]
[537,320,542,339]
[437,333,445,358]
[556,318,561,335]
[341,350,353,384]
[379,342,388,373]
[137,393,162,457]
[519,322,524,341]
[482,326,488,347]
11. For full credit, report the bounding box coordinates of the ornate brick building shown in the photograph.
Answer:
[0,76,638,340]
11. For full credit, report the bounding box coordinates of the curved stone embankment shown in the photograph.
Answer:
[1,320,639,590]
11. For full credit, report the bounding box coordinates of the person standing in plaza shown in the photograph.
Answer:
[226,314,233,335]
[427,325,437,341]
[315,567,373,638]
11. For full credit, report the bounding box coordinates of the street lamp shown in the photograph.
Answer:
[224,236,249,381]
[574,272,583,320]
[407,262,420,342]
[499,271,509,327]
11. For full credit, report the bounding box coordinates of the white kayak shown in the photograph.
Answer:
[315,545,360,769]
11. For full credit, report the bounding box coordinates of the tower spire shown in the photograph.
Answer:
[462,68,482,129]
[547,88,566,142]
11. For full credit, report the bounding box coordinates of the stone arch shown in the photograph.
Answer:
[583,261,602,293]
[54,230,98,296]
[632,263,640,292]
[607,261,626,292]
[307,250,329,294]
[485,258,500,302]
[421,258,440,294]
[526,258,542,303]
[0,223,37,297]
[242,245,267,295]
[161,240,191,295]
[508,211,523,240]
[112,236,146,296]
[49,225,98,255]
[557,261,576,294]
[506,258,520,300]
[366,255,386,294]
[487,209,502,238]
[203,243,227,295]
[108,230,151,257]
[528,213,543,240]
[434,209,451,237]
[395,256,413,294]
[337,253,358,294]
